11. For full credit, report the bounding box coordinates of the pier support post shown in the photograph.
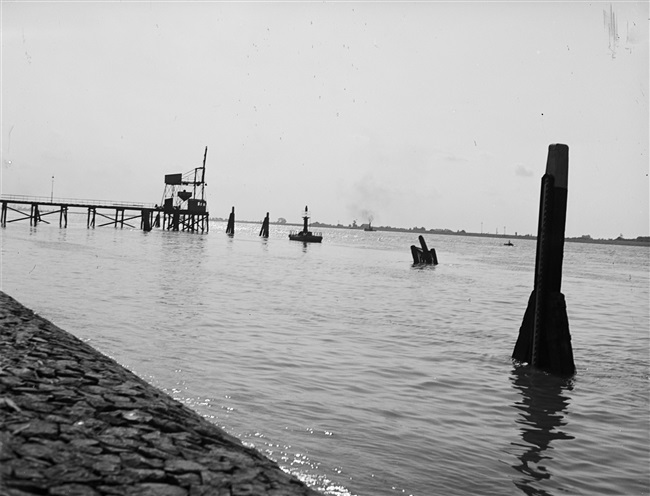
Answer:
[1,202,6,227]
[59,206,68,228]
[87,207,96,228]
[226,206,235,236]
[30,204,41,226]
[513,144,575,377]
[141,209,152,231]
[259,212,270,237]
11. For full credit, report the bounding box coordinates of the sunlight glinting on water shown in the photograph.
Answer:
[1,220,648,495]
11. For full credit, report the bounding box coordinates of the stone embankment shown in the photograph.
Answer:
[0,291,320,496]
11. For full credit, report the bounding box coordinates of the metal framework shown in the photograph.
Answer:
[1,147,209,234]
[160,147,209,232]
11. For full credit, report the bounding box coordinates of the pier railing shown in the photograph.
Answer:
[1,194,208,232]
[0,194,157,210]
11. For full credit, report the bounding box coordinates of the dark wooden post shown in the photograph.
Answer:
[142,209,152,231]
[259,212,270,237]
[226,206,235,236]
[60,206,68,228]
[87,207,96,228]
[1,201,7,227]
[418,235,433,264]
[31,204,41,226]
[410,235,438,265]
[513,144,575,377]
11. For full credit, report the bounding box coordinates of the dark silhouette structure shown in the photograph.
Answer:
[1,148,208,233]
[513,144,575,377]
[0,196,157,230]
[289,206,322,243]
[226,207,235,236]
[259,212,270,238]
[160,147,209,233]
[411,235,438,265]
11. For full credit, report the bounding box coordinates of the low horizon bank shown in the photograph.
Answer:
[211,218,650,246]
[1,199,646,245]
[2,195,647,242]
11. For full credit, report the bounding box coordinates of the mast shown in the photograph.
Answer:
[201,146,207,201]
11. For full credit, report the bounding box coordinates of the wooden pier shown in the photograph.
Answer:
[1,147,211,233]
[0,195,161,230]
[0,195,208,233]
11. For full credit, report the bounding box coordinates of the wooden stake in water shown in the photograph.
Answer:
[259,212,270,237]
[226,206,235,236]
[513,144,575,377]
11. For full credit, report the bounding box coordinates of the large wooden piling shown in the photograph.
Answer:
[410,235,438,265]
[259,212,270,237]
[513,144,575,377]
[226,206,235,236]
[30,204,41,226]
[59,206,68,228]
[141,208,152,232]
[87,207,96,228]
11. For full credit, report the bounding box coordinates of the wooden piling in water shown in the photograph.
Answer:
[59,206,68,228]
[87,207,96,228]
[410,235,438,265]
[141,208,152,232]
[30,204,41,226]
[259,212,270,237]
[513,144,575,377]
[418,236,434,264]
[226,206,235,235]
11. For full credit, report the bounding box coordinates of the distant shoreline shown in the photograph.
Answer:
[212,218,650,247]
[8,205,647,247]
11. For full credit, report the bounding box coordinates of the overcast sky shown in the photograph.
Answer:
[2,1,648,238]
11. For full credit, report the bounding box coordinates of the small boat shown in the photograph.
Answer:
[504,240,514,246]
[289,206,322,243]
[364,221,376,232]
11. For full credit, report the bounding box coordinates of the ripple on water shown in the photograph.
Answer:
[2,225,648,496]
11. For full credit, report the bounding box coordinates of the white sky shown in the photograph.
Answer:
[2,1,648,238]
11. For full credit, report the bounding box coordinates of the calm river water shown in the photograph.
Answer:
[1,218,648,496]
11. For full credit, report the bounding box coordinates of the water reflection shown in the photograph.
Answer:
[158,231,209,295]
[510,366,574,495]
[410,263,437,271]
